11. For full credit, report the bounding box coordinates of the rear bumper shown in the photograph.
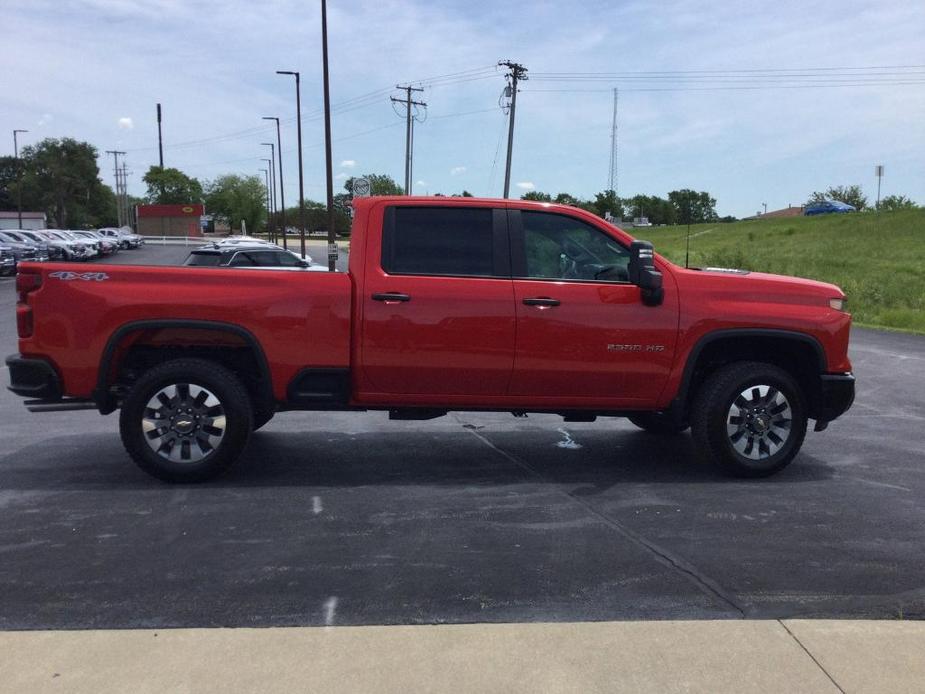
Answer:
[5,354,62,399]
[817,372,855,423]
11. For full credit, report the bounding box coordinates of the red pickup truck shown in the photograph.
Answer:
[7,197,854,482]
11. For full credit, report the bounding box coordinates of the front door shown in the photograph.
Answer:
[360,205,515,397]
[508,209,679,407]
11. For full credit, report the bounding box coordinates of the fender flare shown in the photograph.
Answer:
[93,319,273,413]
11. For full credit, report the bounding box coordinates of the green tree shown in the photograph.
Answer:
[589,189,623,219]
[807,185,868,210]
[877,194,917,211]
[17,138,114,228]
[521,191,553,202]
[668,189,718,224]
[143,166,203,204]
[626,194,676,225]
[343,173,403,197]
[205,174,266,234]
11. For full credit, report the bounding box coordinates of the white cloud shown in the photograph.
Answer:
[335,172,348,180]
[37,113,53,126]
[340,160,356,168]
[450,166,466,176]
[117,116,133,130]
[516,181,535,190]
[415,180,427,187]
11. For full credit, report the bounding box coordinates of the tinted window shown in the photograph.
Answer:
[277,251,303,267]
[185,252,222,266]
[383,207,494,276]
[521,212,630,282]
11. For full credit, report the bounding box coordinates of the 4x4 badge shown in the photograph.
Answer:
[49,271,109,282]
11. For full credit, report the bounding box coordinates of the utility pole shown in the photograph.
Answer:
[391,85,426,195]
[499,60,527,199]
[608,88,618,197]
[13,129,28,229]
[277,70,307,259]
[762,202,767,216]
[262,117,287,249]
[261,142,277,242]
[259,168,271,235]
[156,103,164,168]
[106,150,126,227]
[121,162,133,229]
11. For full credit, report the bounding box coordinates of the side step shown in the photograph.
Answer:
[25,399,98,413]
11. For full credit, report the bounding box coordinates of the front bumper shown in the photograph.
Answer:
[815,372,855,426]
[6,354,62,399]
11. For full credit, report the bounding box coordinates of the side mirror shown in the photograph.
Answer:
[628,240,664,306]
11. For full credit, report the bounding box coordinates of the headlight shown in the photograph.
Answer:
[829,298,847,311]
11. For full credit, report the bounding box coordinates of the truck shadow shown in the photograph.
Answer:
[0,427,835,491]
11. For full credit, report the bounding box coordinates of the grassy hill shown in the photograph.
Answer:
[635,209,925,333]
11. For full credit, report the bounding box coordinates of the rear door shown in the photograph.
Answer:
[359,204,515,397]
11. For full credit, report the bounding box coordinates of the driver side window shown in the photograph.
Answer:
[521,211,630,282]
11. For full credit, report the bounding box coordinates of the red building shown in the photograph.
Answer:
[136,204,204,237]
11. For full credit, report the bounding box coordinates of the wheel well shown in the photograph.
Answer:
[680,333,824,419]
[98,324,273,414]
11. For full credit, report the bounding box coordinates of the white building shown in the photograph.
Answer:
[0,211,47,230]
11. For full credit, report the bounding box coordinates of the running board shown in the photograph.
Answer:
[25,399,98,413]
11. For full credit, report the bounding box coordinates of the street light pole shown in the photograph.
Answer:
[261,158,273,239]
[321,0,337,271]
[277,70,307,259]
[259,168,271,236]
[261,142,277,243]
[262,116,287,250]
[13,129,28,229]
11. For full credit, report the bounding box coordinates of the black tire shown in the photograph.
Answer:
[628,412,689,435]
[691,361,807,478]
[119,358,253,483]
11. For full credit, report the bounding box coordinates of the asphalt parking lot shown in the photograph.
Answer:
[1,247,923,630]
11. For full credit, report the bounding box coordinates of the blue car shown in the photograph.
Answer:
[804,200,857,216]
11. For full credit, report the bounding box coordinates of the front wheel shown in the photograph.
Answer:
[119,358,253,483]
[691,361,807,478]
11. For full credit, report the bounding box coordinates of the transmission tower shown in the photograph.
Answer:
[608,88,618,198]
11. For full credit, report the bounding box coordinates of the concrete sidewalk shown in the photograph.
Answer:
[1,620,922,693]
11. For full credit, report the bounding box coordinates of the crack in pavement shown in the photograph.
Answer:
[778,620,846,693]
[459,419,747,618]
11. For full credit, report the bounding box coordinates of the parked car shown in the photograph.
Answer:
[18,230,92,261]
[184,243,317,268]
[98,227,143,249]
[70,230,118,256]
[0,230,50,263]
[0,244,15,276]
[8,196,854,483]
[804,200,857,216]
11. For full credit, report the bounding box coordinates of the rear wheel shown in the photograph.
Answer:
[627,412,689,435]
[691,361,807,477]
[119,358,252,483]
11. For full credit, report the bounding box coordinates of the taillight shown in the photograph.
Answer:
[17,271,42,304]
[16,271,41,338]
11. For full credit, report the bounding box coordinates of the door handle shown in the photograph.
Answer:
[523,297,560,307]
[372,292,411,303]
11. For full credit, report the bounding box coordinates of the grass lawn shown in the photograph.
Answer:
[633,209,925,334]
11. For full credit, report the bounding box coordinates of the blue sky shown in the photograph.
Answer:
[4,0,924,217]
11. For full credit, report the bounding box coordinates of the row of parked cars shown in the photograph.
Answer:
[183,236,328,270]
[0,227,145,276]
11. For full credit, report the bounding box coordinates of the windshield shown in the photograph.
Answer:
[184,252,223,266]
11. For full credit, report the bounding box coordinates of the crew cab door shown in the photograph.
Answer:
[508,209,679,406]
[358,204,515,397]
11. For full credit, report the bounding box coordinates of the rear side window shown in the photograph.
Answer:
[382,207,495,277]
[185,252,222,266]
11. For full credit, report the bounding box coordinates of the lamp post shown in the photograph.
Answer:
[259,168,271,237]
[321,0,337,271]
[276,70,307,259]
[261,142,277,242]
[260,159,274,239]
[261,116,287,250]
[13,129,28,229]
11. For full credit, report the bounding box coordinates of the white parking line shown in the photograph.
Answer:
[323,596,338,626]
[312,496,323,514]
